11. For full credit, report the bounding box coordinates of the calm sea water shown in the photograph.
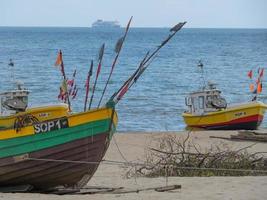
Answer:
[0,27,267,131]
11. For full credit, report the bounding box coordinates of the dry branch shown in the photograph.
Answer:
[127,134,267,177]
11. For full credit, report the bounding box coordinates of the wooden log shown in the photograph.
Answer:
[209,136,231,140]
[154,185,181,192]
[230,134,267,142]
[111,184,182,194]
[51,189,80,195]
[238,130,267,136]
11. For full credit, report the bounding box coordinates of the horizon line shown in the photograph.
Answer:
[0,25,267,29]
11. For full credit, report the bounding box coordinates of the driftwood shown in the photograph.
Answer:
[210,131,267,142]
[100,185,181,194]
[231,134,267,142]
[127,133,267,178]
[35,185,181,195]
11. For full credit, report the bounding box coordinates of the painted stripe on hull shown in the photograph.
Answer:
[0,131,112,189]
[0,118,112,159]
[192,115,263,130]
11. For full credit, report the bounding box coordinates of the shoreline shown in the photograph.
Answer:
[1,130,267,200]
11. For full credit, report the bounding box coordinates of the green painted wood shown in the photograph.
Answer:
[0,118,116,159]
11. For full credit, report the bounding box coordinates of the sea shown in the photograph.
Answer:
[0,27,267,131]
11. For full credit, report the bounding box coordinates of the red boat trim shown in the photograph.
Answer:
[192,114,263,130]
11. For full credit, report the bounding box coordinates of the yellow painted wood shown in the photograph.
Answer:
[182,101,267,126]
[0,106,117,140]
[0,104,69,129]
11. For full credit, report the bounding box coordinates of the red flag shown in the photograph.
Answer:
[247,70,252,79]
[67,79,74,86]
[260,68,264,78]
[117,81,130,100]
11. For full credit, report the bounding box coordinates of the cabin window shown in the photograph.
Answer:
[198,96,204,109]
[192,97,197,110]
[206,95,213,108]
[185,97,192,106]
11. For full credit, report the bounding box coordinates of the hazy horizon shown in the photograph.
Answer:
[1,0,267,28]
[1,26,267,29]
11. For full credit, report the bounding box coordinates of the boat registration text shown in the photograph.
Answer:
[34,118,69,134]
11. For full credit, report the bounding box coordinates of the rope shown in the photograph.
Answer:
[26,157,267,174]
[112,135,130,164]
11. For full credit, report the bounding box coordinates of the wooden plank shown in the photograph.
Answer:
[231,135,267,142]
[111,184,182,194]
[154,185,181,192]
[0,185,33,193]
[209,136,231,140]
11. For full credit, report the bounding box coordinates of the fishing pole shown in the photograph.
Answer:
[88,43,105,110]
[84,60,94,111]
[111,21,187,104]
[97,16,133,108]
[109,51,150,101]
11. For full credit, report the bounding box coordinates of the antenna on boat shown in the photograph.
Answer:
[198,60,206,89]
[8,59,15,85]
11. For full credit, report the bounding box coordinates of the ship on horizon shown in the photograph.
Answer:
[91,19,121,29]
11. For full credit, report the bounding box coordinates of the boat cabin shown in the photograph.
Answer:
[0,82,29,116]
[185,82,227,115]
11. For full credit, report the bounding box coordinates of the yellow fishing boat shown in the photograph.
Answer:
[182,82,267,130]
[0,83,69,130]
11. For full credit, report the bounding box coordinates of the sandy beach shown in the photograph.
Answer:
[1,130,266,200]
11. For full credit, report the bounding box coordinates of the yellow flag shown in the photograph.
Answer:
[61,80,68,94]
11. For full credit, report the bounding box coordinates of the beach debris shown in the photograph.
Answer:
[38,185,181,195]
[210,131,267,142]
[127,133,267,177]
[0,185,181,194]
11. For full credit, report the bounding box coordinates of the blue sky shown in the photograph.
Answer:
[0,0,266,28]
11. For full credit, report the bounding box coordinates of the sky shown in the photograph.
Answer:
[0,0,267,28]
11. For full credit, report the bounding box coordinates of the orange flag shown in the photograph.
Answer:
[257,82,262,94]
[249,83,254,92]
[55,50,62,66]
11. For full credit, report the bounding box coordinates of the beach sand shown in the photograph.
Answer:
[1,131,267,200]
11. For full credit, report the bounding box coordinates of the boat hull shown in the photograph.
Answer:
[182,101,267,130]
[0,107,117,189]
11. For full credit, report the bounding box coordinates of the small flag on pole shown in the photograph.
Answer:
[257,82,262,94]
[249,83,254,92]
[115,37,124,53]
[55,50,63,66]
[247,70,253,79]
[259,68,264,78]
